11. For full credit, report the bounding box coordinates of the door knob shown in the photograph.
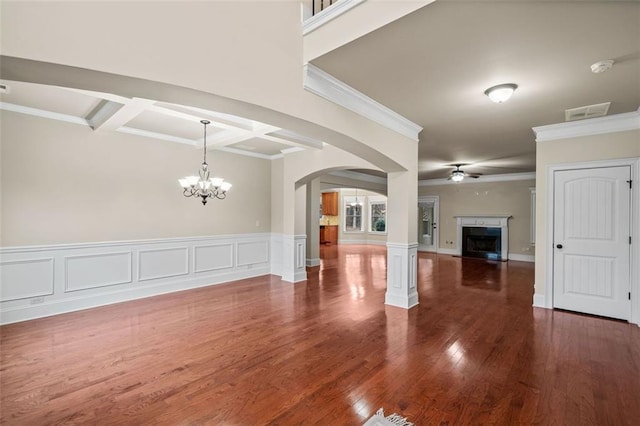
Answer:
[556,244,563,249]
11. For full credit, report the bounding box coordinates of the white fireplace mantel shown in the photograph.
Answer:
[455,215,512,260]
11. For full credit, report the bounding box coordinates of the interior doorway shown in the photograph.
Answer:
[418,196,439,252]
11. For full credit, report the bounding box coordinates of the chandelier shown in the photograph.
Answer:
[350,188,363,206]
[179,120,232,205]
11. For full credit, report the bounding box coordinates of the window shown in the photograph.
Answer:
[344,196,363,232]
[370,200,386,233]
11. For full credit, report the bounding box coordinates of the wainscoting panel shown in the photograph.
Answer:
[237,241,269,266]
[194,244,234,273]
[138,247,189,282]
[65,251,132,292]
[0,234,274,324]
[0,258,54,302]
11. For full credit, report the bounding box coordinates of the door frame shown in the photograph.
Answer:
[545,157,640,326]
[418,195,439,253]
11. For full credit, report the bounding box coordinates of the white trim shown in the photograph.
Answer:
[0,102,89,126]
[0,102,294,162]
[306,258,321,267]
[64,251,133,292]
[533,108,640,142]
[0,233,274,324]
[303,63,422,141]
[529,187,536,245]
[0,233,273,254]
[532,293,546,308]
[419,172,536,186]
[455,216,511,261]
[385,243,419,309]
[418,195,439,253]
[369,198,387,234]
[386,242,419,250]
[117,126,196,146]
[508,253,535,263]
[302,0,366,35]
[343,195,365,232]
[544,157,640,326]
[435,248,457,256]
[338,239,386,246]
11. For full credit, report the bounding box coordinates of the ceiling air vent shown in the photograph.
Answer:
[565,102,611,122]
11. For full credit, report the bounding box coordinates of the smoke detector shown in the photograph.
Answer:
[590,60,614,74]
[565,102,611,122]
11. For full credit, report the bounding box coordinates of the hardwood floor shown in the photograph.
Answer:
[1,245,639,425]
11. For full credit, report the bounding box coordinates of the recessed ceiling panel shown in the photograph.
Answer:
[0,80,101,118]
[126,110,224,140]
[229,137,290,156]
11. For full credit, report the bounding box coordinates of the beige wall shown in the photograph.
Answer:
[0,111,271,246]
[419,179,535,256]
[535,129,640,295]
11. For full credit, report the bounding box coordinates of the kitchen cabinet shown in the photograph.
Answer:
[322,192,338,216]
[320,225,338,244]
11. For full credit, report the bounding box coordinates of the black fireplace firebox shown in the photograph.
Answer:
[462,227,502,260]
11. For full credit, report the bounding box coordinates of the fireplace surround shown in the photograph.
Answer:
[455,215,512,261]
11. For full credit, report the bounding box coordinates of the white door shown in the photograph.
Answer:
[553,166,631,320]
[418,197,439,252]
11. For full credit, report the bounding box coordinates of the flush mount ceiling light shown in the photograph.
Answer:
[179,120,232,205]
[484,83,518,103]
[590,59,614,74]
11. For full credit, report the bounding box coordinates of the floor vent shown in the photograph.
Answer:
[565,102,611,122]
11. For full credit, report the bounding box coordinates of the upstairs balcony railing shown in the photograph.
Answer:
[312,0,337,16]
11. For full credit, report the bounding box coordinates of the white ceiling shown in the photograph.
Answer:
[312,0,640,180]
[0,80,324,160]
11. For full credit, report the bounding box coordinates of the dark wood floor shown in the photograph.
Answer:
[1,245,639,425]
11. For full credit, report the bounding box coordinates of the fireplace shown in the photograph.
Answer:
[455,215,512,261]
[462,226,502,260]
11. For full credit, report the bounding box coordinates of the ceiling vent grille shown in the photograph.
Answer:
[565,102,611,122]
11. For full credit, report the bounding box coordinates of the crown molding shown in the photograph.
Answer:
[419,172,536,186]
[302,0,366,35]
[533,108,640,142]
[303,63,422,141]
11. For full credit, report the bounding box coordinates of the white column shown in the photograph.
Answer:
[282,234,307,283]
[385,242,419,308]
[282,184,307,283]
[385,170,419,309]
[306,178,321,267]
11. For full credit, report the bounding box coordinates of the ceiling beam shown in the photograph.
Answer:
[88,97,155,131]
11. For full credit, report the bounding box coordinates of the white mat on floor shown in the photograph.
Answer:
[363,408,414,426]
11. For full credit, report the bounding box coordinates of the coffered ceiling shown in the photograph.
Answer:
[0,80,324,159]
[312,0,640,180]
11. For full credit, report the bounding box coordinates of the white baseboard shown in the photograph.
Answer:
[436,248,458,256]
[1,233,275,324]
[338,239,387,246]
[532,293,548,308]
[508,253,535,263]
[306,258,321,267]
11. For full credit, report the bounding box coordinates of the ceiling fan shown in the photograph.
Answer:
[448,164,481,182]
